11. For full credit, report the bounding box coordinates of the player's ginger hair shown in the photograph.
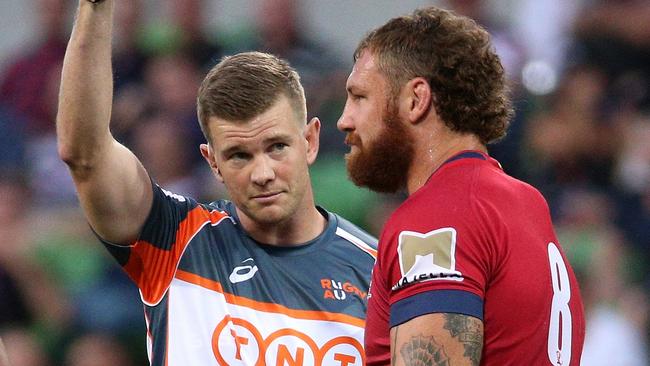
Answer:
[355,7,514,145]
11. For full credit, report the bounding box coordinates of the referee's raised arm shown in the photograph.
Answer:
[56,0,152,245]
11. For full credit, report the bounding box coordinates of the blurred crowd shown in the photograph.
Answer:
[0,0,648,365]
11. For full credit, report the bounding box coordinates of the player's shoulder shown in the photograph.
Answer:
[333,213,377,247]
[325,209,378,259]
[425,155,547,206]
[473,164,548,208]
[204,198,235,213]
[380,158,531,227]
[153,184,234,225]
[154,184,195,204]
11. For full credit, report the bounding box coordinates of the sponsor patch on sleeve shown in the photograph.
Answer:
[392,227,463,291]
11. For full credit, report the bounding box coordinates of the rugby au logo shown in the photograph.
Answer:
[320,279,367,301]
[392,227,463,291]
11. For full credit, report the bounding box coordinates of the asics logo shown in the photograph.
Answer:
[229,258,258,284]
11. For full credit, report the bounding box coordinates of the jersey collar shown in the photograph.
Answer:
[425,150,503,185]
[440,150,488,167]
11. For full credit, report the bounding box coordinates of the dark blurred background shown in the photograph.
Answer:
[0,0,648,365]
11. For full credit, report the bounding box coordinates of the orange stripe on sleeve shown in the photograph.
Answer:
[124,207,229,305]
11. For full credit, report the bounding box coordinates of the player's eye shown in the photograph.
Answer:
[270,143,288,152]
[229,152,250,161]
[349,91,365,101]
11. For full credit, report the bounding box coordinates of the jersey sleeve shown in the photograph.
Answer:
[100,182,229,305]
[381,200,500,328]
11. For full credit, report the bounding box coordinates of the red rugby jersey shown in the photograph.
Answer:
[364,151,585,365]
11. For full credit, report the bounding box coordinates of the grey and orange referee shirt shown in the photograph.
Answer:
[101,183,377,366]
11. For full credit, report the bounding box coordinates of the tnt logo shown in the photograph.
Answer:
[212,316,364,365]
[320,279,367,301]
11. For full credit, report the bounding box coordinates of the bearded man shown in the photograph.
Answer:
[338,7,586,366]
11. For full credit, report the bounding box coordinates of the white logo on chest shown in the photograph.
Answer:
[229,258,259,284]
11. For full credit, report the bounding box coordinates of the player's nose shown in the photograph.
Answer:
[337,103,354,132]
[250,155,275,186]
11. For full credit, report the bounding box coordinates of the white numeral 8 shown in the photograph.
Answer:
[547,242,572,365]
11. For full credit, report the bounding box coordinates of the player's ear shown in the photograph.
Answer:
[200,143,224,182]
[403,77,432,125]
[304,117,320,165]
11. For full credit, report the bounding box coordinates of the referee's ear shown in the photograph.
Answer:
[305,117,321,166]
[200,143,224,183]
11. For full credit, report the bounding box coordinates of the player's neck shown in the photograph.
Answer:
[239,202,327,247]
[406,132,486,195]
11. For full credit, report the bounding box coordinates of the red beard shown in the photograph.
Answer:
[345,103,414,193]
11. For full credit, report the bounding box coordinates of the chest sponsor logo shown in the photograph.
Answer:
[229,258,259,284]
[167,278,366,365]
[212,315,364,365]
[392,227,463,291]
[320,279,367,301]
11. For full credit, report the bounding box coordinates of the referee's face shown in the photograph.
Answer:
[202,95,320,227]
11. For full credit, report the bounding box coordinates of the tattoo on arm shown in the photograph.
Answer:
[399,335,450,366]
[443,314,483,365]
[394,314,483,365]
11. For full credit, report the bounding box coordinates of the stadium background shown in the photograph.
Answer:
[0,0,648,364]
